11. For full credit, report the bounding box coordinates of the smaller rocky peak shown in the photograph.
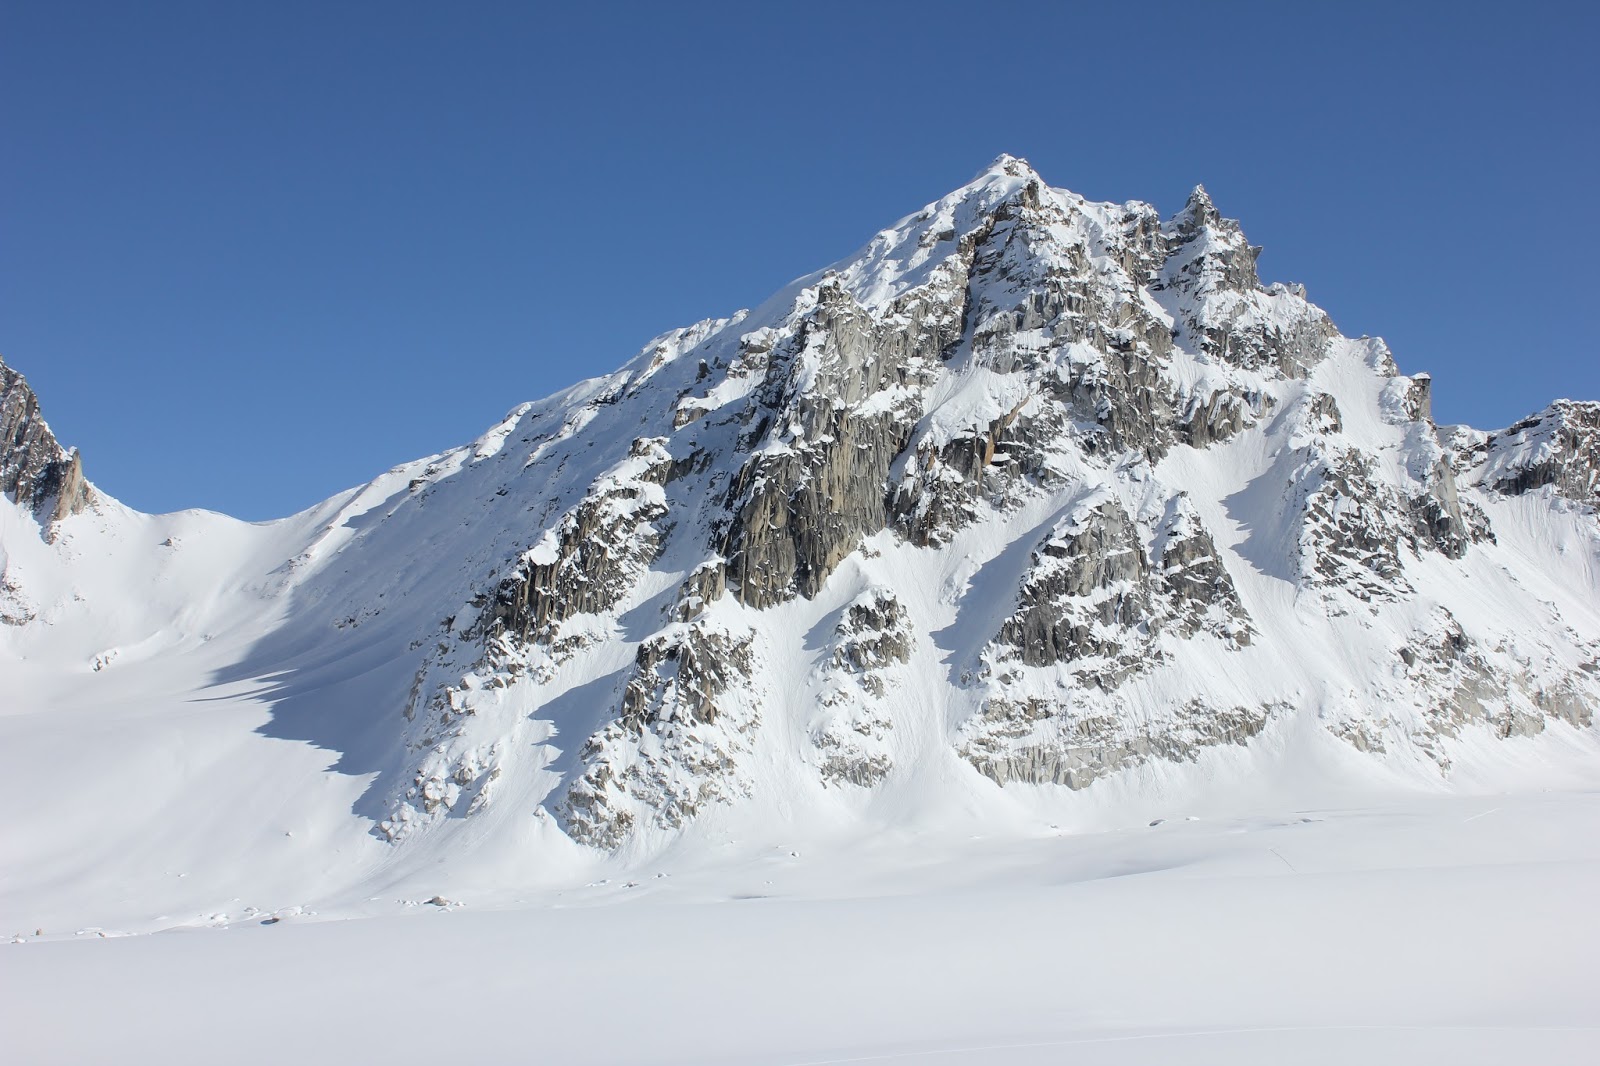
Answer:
[1170,184,1244,245]
[977,153,1043,183]
[1,355,93,530]
[1165,184,1252,253]
[1175,184,1222,235]
[1478,399,1600,505]
[1159,183,1263,297]
[959,154,1050,220]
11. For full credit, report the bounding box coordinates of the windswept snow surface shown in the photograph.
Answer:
[6,790,1600,1064]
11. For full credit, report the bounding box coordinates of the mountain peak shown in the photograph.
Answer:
[1173,183,1226,235]
[976,153,1041,182]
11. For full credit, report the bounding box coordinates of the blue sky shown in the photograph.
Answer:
[3,1,1596,519]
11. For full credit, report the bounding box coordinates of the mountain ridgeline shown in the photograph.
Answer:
[4,157,1598,857]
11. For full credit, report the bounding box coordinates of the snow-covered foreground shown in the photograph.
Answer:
[7,788,1599,1065]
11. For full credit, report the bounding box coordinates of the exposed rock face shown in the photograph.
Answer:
[1151,496,1252,641]
[813,587,912,788]
[721,280,949,608]
[1474,400,1600,505]
[0,567,36,626]
[483,438,676,644]
[963,696,1282,789]
[1298,449,1415,601]
[1326,606,1600,770]
[1405,459,1482,560]
[1,356,92,527]
[335,156,1599,852]
[991,490,1249,690]
[1180,385,1269,449]
[1157,187,1338,380]
[830,587,913,678]
[563,623,758,849]
[997,497,1155,675]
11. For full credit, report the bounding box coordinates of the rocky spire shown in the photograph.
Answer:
[1173,183,1223,238]
[1162,182,1265,296]
[1,355,92,527]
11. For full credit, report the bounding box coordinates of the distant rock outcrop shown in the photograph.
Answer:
[0,356,92,529]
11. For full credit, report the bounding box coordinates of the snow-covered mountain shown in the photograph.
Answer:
[4,156,1598,932]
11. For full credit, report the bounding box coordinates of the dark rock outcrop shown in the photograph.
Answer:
[1,356,92,526]
[997,497,1153,674]
[1479,400,1600,506]
[562,623,758,848]
[993,492,1249,688]
[722,280,955,608]
[483,438,676,644]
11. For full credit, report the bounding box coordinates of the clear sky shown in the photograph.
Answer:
[3,1,1596,519]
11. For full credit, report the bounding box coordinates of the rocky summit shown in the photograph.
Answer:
[3,158,1598,895]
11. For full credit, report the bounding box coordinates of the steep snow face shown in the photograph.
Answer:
[3,157,1598,928]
